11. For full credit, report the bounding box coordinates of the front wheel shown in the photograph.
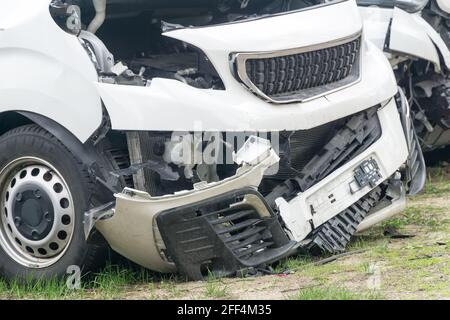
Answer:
[0,125,105,282]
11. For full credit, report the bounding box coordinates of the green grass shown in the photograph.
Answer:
[421,166,450,196]
[289,287,383,300]
[360,262,377,275]
[348,234,388,251]
[0,278,80,300]
[89,265,141,299]
[0,264,160,300]
[273,256,313,274]
[203,272,230,299]
[380,206,444,232]
[204,281,229,299]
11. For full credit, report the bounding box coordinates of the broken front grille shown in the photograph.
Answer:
[264,107,382,205]
[234,33,362,103]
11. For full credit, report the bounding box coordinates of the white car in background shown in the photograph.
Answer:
[359,0,450,151]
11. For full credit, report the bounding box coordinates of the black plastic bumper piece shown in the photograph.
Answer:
[304,187,383,254]
[156,188,296,280]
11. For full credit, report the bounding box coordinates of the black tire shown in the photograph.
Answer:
[0,125,106,282]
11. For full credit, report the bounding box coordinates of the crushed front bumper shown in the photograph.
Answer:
[95,137,296,278]
[276,97,410,246]
[95,96,419,279]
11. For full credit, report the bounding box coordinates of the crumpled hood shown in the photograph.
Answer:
[163,0,362,87]
[164,1,361,52]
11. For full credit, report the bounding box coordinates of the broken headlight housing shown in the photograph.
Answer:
[357,0,429,12]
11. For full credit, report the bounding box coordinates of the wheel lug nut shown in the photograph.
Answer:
[15,193,22,202]
[14,217,21,227]
[31,230,39,240]
[44,212,51,222]
[34,189,41,199]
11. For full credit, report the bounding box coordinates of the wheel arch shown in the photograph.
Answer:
[0,111,98,166]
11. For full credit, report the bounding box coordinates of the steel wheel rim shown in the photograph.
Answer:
[0,157,75,268]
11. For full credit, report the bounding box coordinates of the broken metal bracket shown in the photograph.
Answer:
[110,159,180,182]
[84,201,115,240]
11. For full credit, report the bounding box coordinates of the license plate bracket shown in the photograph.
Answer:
[354,158,382,189]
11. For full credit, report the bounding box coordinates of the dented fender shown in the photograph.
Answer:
[389,8,442,69]
[360,6,450,71]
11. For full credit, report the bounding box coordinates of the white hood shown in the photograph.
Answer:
[164,0,361,52]
[164,0,362,87]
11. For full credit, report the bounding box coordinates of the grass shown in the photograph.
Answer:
[204,281,229,299]
[284,167,450,300]
[88,265,143,299]
[289,287,383,300]
[421,166,450,196]
[380,206,444,231]
[0,264,160,300]
[202,272,230,299]
[0,278,79,300]
[360,262,377,275]
[273,256,313,274]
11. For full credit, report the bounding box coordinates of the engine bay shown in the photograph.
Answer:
[50,0,327,89]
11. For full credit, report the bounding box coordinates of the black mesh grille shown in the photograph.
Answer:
[244,37,361,102]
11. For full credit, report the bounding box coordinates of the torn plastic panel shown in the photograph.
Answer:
[265,106,382,207]
[156,188,295,280]
[397,88,427,196]
[274,98,409,245]
[356,177,407,233]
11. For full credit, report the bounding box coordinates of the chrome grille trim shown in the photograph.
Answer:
[232,31,363,104]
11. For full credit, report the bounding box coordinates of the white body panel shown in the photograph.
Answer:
[98,1,398,132]
[359,6,393,50]
[410,12,450,69]
[278,98,409,241]
[0,0,102,142]
[390,8,441,68]
[437,0,450,13]
[359,6,450,71]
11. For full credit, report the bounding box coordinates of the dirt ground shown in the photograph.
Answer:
[0,169,449,300]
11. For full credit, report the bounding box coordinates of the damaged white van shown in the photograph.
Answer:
[0,0,425,281]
